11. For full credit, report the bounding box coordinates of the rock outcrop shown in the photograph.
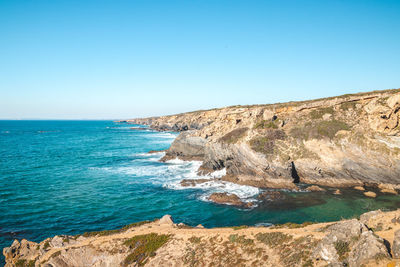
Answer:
[208,192,254,208]
[6,209,400,266]
[122,89,400,190]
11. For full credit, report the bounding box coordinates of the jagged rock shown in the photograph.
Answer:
[196,224,205,229]
[208,193,254,208]
[348,231,390,267]
[307,185,326,192]
[159,215,174,225]
[393,230,400,258]
[364,191,377,198]
[313,219,368,263]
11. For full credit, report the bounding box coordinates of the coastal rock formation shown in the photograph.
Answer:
[208,192,253,208]
[123,89,400,190]
[6,209,400,266]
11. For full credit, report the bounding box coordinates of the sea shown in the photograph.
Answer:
[1,120,400,264]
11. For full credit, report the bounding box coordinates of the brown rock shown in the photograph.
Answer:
[364,191,377,198]
[307,185,326,192]
[208,193,254,208]
[354,186,365,191]
[333,189,341,195]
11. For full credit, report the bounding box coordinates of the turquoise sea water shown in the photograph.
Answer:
[1,120,400,264]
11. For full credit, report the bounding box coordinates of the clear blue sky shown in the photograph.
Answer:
[1,0,399,119]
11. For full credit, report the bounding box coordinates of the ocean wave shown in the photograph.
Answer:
[90,151,259,207]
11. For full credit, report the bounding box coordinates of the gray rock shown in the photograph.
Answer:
[359,209,382,225]
[313,219,368,264]
[348,231,390,267]
[392,229,400,258]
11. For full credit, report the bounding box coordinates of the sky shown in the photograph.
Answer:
[0,0,399,119]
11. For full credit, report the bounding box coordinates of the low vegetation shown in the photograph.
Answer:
[290,120,350,140]
[123,233,170,266]
[82,220,151,237]
[254,120,278,129]
[250,129,286,155]
[219,127,248,144]
[15,259,35,267]
[255,232,292,247]
[334,240,350,260]
[310,107,334,119]
[271,221,314,229]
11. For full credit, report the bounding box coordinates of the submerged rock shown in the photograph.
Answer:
[180,179,210,187]
[208,193,253,208]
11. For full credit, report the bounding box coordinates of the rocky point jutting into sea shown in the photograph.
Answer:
[124,88,400,193]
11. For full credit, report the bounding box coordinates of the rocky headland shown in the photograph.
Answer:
[122,88,400,194]
[5,209,400,266]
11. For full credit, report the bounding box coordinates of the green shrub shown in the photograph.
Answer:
[340,101,357,111]
[334,240,350,260]
[310,107,334,119]
[15,260,35,267]
[255,232,292,247]
[123,233,170,266]
[219,127,248,144]
[249,129,286,155]
[228,234,254,246]
[188,236,201,244]
[290,120,350,140]
[254,120,278,129]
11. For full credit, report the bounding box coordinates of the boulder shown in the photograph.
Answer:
[359,210,383,225]
[313,220,368,264]
[348,231,390,267]
[392,230,400,259]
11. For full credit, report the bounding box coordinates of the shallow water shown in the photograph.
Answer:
[1,120,400,264]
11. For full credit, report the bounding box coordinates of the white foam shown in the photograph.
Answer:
[90,150,259,207]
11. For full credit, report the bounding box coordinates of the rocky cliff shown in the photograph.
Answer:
[124,89,400,191]
[5,209,400,267]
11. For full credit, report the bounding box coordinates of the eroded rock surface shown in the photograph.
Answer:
[123,89,400,190]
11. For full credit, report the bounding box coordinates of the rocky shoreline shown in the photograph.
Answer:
[5,209,400,266]
[121,89,400,193]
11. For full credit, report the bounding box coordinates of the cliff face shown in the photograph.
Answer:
[5,209,400,267]
[126,89,400,190]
